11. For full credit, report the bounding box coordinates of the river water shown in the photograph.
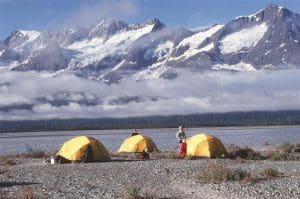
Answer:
[1,126,300,154]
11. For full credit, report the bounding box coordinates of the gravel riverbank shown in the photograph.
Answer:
[0,157,299,198]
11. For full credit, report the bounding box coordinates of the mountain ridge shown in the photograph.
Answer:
[0,4,300,83]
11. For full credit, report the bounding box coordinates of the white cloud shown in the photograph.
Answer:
[1,69,300,120]
[58,0,140,28]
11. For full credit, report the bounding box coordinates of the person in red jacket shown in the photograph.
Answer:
[178,139,187,159]
[176,125,187,158]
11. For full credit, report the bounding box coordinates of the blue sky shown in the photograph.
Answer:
[1,0,300,39]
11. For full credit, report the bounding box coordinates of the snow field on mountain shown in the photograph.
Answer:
[153,41,174,62]
[134,41,174,80]
[134,64,170,80]
[19,30,41,42]
[219,23,268,54]
[179,25,223,49]
[12,30,41,50]
[67,24,155,68]
[170,25,223,61]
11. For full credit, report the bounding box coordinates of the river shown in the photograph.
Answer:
[1,126,300,154]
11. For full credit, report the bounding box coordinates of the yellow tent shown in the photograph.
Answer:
[118,134,158,153]
[56,136,110,162]
[186,133,227,158]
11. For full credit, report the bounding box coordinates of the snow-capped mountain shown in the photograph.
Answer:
[1,4,300,83]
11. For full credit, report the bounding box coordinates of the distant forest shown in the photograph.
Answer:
[1,110,300,132]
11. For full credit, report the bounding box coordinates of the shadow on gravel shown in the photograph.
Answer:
[111,158,164,162]
[110,159,140,162]
[0,181,40,188]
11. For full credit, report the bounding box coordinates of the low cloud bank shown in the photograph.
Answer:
[1,70,300,120]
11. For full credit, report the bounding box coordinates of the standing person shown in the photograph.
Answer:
[176,125,186,143]
[176,125,187,158]
[131,129,139,136]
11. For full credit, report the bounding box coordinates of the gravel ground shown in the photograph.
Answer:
[0,157,299,198]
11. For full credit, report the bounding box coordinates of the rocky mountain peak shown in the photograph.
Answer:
[89,18,128,38]
[144,18,165,31]
[255,3,296,22]
[3,30,28,48]
[1,5,300,83]
[265,3,281,11]
[53,27,89,46]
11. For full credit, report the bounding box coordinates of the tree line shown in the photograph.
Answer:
[1,110,300,132]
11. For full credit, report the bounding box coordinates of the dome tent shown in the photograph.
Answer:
[56,136,110,162]
[186,134,227,158]
[118,134,158,153]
